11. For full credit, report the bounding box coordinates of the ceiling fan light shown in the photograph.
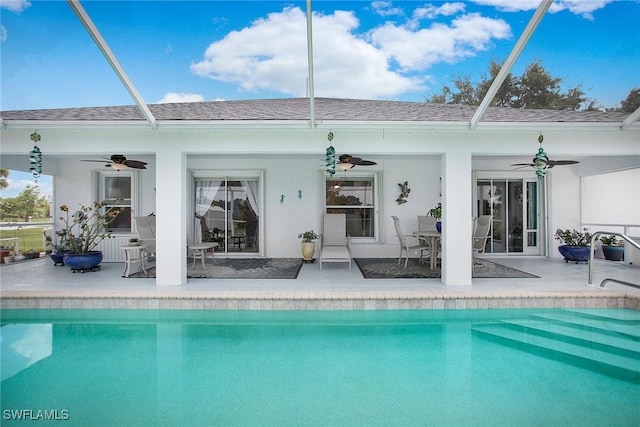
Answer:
[338,162,354,171]
[111,163,126,171]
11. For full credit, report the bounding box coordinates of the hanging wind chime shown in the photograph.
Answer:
[533,133,548,179]
[325,131,336,176]
[29,131,43,182]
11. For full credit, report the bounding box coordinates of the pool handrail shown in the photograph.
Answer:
[588,231,640,289]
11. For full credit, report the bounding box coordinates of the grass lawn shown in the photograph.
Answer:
[0,225,50,253]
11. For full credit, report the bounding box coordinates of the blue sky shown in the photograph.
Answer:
[1,0,639,113]
[1,170,53,199]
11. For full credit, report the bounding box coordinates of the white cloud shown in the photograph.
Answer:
[371,1,404,17]
[470,0,541,12]
[471,0,613,18]
[1,0,32,42]
[408,2,467,30]
[413,2,466,20]
[191,5,510,99]
[370,13,511,70]
[0,178,51,198]
[0,0,31,13]
[554,0,613,20]
[156,92,205,103]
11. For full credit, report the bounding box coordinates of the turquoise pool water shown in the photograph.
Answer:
[1,308,639,426]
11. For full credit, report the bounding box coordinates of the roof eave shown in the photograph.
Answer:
[0,119,635,133]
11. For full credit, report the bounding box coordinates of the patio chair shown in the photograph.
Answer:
[319,213,352,270]
[134,216,156,258]
[392,215,430,268]
[472,215,492,267]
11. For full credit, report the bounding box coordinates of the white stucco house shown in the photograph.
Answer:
[1,97,639,286]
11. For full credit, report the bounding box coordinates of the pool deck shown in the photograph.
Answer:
[1,256,639,310]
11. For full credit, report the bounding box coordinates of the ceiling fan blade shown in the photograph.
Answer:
[510,163,535,167]
[547,160,579,166]
[123,160,147,169]
[82,159,112,163]
[338,154,377,166]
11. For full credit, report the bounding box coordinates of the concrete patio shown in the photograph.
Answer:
[1,255,639,310]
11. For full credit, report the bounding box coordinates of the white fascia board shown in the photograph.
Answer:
[1,119,636,134]
[471,121,636,133]
[0,120,155,131]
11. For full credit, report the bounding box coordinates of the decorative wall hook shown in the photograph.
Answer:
[280,194,285,204]
[298,190,303,200]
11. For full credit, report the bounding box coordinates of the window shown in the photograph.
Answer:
[325,173,379,240]
[97,171,137,232]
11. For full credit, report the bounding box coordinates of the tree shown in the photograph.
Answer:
[427,60,592,111]
[0,185,50,221]
[0,168,8,191]
[619,88,640,113]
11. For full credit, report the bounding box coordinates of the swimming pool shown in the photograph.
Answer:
[2,308,639,426]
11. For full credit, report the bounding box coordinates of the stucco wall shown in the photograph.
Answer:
[186,154,442,258]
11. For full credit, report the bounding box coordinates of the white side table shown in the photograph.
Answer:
[121,245,147,277]
[188,242,218,268]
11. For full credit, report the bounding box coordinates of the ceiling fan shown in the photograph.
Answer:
[82,154,147,170]
[324,131,377,175]
[337,154,377,170]
[510,134,578,178]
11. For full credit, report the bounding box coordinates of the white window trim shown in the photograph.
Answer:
[323,171,381,243]
[93,170,139,234]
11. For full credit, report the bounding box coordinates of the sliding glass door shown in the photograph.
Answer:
[194,176,261,255]
[476,177,540,255]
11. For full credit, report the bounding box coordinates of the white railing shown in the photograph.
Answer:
[588,231,640,289]
[0,237,20,254]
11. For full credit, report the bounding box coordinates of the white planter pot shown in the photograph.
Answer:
[301,242,315,260]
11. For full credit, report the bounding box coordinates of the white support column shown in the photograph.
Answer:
[155,150,187,286]
[441,150,473,285]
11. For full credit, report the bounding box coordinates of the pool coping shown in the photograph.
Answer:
[2,289,639,310]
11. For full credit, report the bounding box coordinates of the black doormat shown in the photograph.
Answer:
[354,258,538,279]
[127,258,303,279]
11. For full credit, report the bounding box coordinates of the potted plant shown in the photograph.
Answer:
[554,228,592,263]
[428,202,442,232]
[129,237,140,246]
[0,246,10,263]
[22,248,39,259]
[2,249,15,264]
[14,250,26,262]
[47,229,72,266]
[600,234,624,261]
[58,201,122,272]
[298,229,319,262]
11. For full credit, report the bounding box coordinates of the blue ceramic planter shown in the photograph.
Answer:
[63,251,103,272]
[602,246,624,262]
[50,251,68,266]
[558,245,590,263]
[436,221,442,233]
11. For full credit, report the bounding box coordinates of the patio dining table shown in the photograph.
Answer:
[412,230,440,270]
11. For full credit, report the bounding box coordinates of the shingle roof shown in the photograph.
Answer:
[0,97,629,123]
